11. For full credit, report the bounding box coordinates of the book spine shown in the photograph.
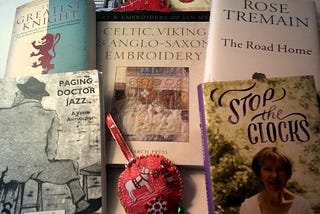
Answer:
[197,84,214,214]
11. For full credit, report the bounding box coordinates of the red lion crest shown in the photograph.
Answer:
[30,33,61,74]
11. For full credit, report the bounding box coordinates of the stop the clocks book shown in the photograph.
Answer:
[198,75,320,213]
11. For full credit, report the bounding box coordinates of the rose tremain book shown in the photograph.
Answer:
[204,0,320,97]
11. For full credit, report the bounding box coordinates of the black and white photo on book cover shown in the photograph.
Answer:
[0,70,103,214]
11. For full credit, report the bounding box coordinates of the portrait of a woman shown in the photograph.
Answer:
[240,147,313,214]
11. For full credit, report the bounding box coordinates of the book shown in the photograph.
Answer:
[198,75,320,214]
[5,0,96,77]
[0,70,104,214]
[204,0,320,96]
[96,11,210,167]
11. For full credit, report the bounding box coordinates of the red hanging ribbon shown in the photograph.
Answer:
[105,112,136,166]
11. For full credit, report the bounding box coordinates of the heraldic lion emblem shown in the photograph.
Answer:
[30,33,61,74]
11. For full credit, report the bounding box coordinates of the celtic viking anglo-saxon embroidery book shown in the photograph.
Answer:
[96,11,210,213]
[97,11,210,167]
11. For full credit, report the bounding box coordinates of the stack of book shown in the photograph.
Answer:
[1,0,320,213]
[1,0,104,214]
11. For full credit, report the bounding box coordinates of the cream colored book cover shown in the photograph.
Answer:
[205,0,320,95]
[198,76,320,213]
[97,11,210,167]
[5,0,96,77]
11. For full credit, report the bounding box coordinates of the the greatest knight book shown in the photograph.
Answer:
[96,11,210,167]
[204,0,320,95]
[198,76,320,213]
[5,0,96,77]
[0,70,104,214]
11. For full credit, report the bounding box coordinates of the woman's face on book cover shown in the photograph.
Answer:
[259,160,288,192]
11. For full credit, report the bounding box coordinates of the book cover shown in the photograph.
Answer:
[0,70,104,214]
[5,0,96,77]
[96,11,210,167]
[198,75,320,213]
[204,0,320,96]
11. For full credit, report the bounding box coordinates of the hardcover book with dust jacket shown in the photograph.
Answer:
[0,70,104,214]
[198,75,320,213]
[5,0,96,77]
[97,11,210,167]
[96,11,210,214]
[205,0,320,95]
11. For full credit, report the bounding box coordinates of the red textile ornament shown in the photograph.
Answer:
[106,113,183,214]
[113,0,171,12]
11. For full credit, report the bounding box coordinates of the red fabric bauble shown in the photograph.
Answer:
[118,154,183,214]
